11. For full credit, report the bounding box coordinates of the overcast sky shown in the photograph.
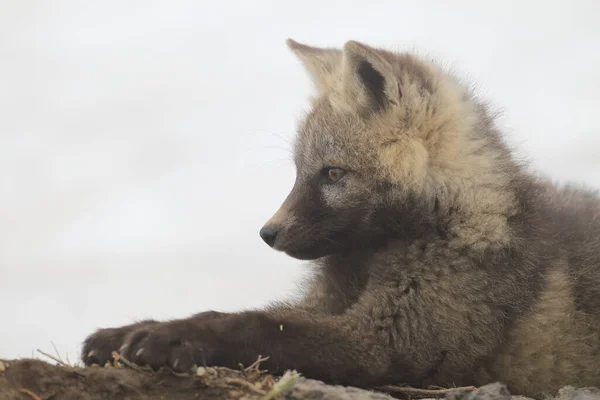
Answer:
[1,0,599,362]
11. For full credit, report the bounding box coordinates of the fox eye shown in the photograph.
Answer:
[322,167,346,183]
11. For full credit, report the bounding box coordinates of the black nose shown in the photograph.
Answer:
[259,225,280,247]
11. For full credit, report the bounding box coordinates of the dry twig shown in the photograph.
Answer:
[18,388,43,400]
[36,349,68,367]
[111,351,153,373]
[377,385,477,398]
[50,341,64,364]
[222,377,267,396]
[36,349,85,377]
[244,355,270,373]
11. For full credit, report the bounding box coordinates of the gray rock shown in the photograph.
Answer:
[445,382,512,400]
[286,377,396,399]
[554,386,600,400]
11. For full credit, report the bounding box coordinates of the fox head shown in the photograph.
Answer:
[260,39,520,260]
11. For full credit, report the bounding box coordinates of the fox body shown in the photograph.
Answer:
[81,39,600,398]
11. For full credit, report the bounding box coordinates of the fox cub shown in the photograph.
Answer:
[82,39,600,398]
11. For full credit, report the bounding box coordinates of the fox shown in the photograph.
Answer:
[81,39,600,398]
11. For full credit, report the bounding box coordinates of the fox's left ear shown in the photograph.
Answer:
[337,41,401,113]
[286,39,342,96]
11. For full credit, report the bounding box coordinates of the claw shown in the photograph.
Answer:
[87,350,96,359]
[173,358,179,369]
[136,348,145,357]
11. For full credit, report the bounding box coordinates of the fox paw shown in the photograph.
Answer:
[119,320,221,372]
[81,320,158,366]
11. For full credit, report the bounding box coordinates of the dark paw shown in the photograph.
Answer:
[81,320,158,366]
[120,320,220,373]
[81,311,230,367]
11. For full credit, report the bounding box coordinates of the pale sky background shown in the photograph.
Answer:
[1,1,599,363]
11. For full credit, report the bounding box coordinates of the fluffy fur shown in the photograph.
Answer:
[81,39,600,398]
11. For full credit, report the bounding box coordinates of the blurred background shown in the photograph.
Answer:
[1,0,599,362]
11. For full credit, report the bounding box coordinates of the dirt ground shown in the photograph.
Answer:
[0,356,486,400]
[1,356,598,400]
[1,359,238,399]
[0,354,406,400]
[0,355,305,400]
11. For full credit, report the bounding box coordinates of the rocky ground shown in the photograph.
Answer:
[0,356,598,400]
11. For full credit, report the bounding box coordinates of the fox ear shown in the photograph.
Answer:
[286,39,342,95]
[339,40,400,113]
